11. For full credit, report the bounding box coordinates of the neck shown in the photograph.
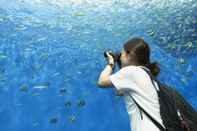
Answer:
[121,62,140,68]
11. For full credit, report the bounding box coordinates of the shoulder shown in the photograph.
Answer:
[120,66,150,82]
[119,65,142,74]
[110,65,144,80]
[109,66,142,91]
[109,65,147,92]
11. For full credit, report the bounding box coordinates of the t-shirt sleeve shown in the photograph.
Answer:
[109,66,140,93]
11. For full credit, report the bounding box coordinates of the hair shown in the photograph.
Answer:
[123,37,160,77]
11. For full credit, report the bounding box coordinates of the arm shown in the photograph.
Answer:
[97,65,124,96]
[97,64,114,88]
[97,52,115,88]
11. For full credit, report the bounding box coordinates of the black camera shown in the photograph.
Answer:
[104,50,121,63]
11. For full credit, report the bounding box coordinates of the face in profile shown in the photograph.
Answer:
[117,49,131,69]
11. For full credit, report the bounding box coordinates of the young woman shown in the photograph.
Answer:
[97,37,166,131]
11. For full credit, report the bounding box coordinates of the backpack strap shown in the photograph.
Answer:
[139,66,159,91]
[139,66,191,131]
[135,66,167,131]
[129,94,166,131]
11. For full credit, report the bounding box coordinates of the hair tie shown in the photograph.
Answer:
[145,62,151,67]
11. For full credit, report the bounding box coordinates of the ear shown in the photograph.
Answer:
[125,51,131,59]
[126,51,135,62]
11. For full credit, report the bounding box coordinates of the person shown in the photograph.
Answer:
[97,37,166,131]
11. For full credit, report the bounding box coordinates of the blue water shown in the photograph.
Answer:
[0,0,196,131]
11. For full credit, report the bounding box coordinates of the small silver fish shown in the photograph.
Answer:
[36,37,47,42]
[0,54,7,59]
[33,84,49,89]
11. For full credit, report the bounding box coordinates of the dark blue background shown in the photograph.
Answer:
[0,0,196,131]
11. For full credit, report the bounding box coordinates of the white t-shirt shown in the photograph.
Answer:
[109,65,166,131]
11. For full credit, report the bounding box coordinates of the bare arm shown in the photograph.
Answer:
[97,51,115,88]
[97,64,113,88]
[97,54,125,95]
[97,64,124,96]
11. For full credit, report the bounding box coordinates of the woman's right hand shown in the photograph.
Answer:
[106,52,115,66]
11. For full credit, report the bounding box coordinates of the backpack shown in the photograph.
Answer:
[133,66,197,131]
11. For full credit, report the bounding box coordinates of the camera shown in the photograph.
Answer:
[104,50,121,62]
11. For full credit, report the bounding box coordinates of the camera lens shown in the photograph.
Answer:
[114,52,121,61]
[104,51,107,57]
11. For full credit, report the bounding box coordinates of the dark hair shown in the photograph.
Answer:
[123,37,160,77]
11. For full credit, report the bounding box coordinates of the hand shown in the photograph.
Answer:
[106,52,115,65]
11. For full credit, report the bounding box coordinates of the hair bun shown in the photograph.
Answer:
[146,62,160,77]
